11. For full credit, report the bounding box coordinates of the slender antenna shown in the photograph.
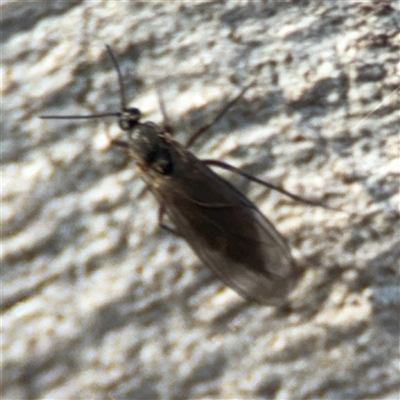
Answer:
[40,113,120,120]
[105,44,127,111]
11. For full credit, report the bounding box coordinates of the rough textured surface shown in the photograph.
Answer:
[2,1,399,399]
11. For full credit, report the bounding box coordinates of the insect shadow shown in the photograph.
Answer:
[41,45,344,305]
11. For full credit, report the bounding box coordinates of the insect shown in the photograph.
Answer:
[41,45,335,305]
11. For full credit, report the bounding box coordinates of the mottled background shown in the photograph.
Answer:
[2,1,399,399]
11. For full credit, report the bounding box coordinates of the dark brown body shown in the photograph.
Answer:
[41,46,299,305]
[132,123,296,305]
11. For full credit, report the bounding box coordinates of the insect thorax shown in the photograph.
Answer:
[128,122,173,175]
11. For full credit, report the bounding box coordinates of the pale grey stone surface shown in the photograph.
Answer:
[2,1,399,399]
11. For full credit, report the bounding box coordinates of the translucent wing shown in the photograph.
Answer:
[144,147,298,305]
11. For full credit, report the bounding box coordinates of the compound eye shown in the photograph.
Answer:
[126,107,141,119]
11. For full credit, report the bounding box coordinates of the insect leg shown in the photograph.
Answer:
[158,203,180,236]
[156,87,174,134]
[110,139,129,148]
[185,79,255,148]
[203,159,353,214]
[136,184,151,199]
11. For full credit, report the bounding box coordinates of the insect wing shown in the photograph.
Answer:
[151,151,297,305]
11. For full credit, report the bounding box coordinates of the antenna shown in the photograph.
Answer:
[40,45,127,120]
[105,45,128,112]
